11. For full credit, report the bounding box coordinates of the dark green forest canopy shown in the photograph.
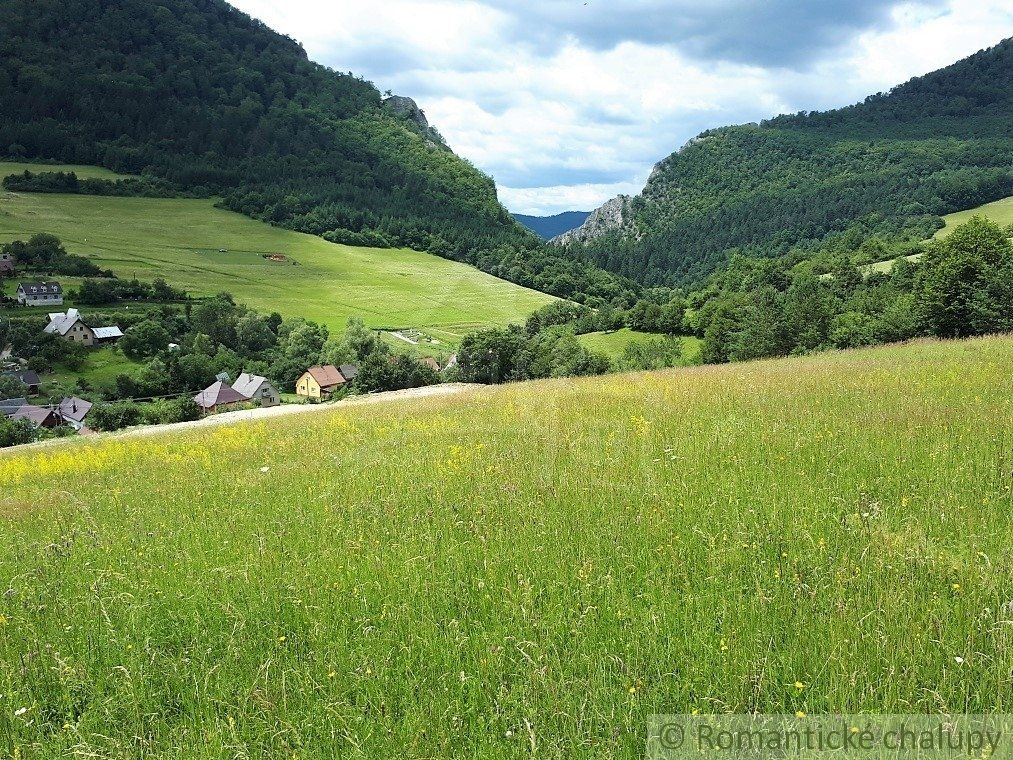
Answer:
[569,38,1013,286]
[0,0,633,305]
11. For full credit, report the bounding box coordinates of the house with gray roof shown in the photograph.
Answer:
[194,381,250,414]
[232,373,280,407]
[16,281,63,306]
[45,308,96,346]
[11,404,61,428]
[57,396,93,430]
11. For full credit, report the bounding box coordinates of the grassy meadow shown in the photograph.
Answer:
[0,163,554,339]
[2,336,1013,757]
[936,196,1013,237]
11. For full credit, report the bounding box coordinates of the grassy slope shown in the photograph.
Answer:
[935,195,1013,237]
[576,329,702,363]
[3,336,1012,757]
[0,164,554,340]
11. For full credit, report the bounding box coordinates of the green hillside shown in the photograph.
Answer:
[0,164,554,338]
[936,195,1013,237]
[0,0,631,306]
[568,38,1013,285]
[2,336,1011,756]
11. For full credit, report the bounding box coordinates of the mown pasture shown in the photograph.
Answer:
[2,336,1012,757]
[0,163,554,339]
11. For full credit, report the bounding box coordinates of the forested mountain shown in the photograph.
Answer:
[513,211,590,239]
[561,38,1013,286]
[0,0,630,304]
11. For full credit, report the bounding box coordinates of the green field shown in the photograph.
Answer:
[576,329,702,363]
[3,336,1012,757]
[0,163,554,339]
[936,196,1013,237]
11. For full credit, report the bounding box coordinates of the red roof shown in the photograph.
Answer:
[193,381,250,409]
[306,365,346,388]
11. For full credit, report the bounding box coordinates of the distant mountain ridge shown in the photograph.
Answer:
[513,211,590,239]
[561,37,1013,286]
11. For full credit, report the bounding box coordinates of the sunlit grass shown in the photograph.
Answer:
[0,162,555,338]
[1,336,1012,757]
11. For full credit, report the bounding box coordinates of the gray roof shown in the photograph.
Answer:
[58,396,93,423]
[44,309,85,336]
[12,404,58,426]
[232,373,272,398]
[0,398,28,417]
[194,381,250,409]
[338,364,358,381]
[92,326,124,340]
[2,369,40,386]
[18,281,62,296]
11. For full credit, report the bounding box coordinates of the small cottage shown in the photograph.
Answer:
[232,373,280,407]
[57,396,93,430]
[45,309,96,346]
[193,381,250,414]
[0,252,14,277]
[295,364,347,400]
[16,281,63,306]
[420,357,441,372]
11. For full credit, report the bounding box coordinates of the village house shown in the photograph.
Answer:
[338,364,358,382]
[45,308,96,346]
[0,252,14,277]
[2,369,41,396]
[44,309,123,346]
[11,403,61,428]
[193,380,250,414]
[420,357,441,372]
[232,373,280,407]
[16,281,63,306]
[295,364,349,400]
[57,396,93,431]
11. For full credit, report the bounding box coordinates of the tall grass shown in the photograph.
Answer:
[2,337,1012,757]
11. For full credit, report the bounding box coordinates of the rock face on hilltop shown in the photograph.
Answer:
[552,195,633,245]
[383,95,446,148]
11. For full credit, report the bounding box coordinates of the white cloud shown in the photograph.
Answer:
[228,0,1013,215]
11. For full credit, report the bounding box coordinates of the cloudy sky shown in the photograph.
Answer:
[229,0,1012,215]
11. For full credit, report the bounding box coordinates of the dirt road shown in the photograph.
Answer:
[116,383,479,439]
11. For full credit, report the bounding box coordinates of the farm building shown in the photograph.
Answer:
[0,252,14,276]
[45,310,123,346]
[16,281,63,306]
[295,364,348,400]
[57,396,93,430]
[232,373,280,407]
[11,404,62,428]
[193,381,250,414]
[2,370,41,396]
[420,357,441,372]
[338,364,358,382]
